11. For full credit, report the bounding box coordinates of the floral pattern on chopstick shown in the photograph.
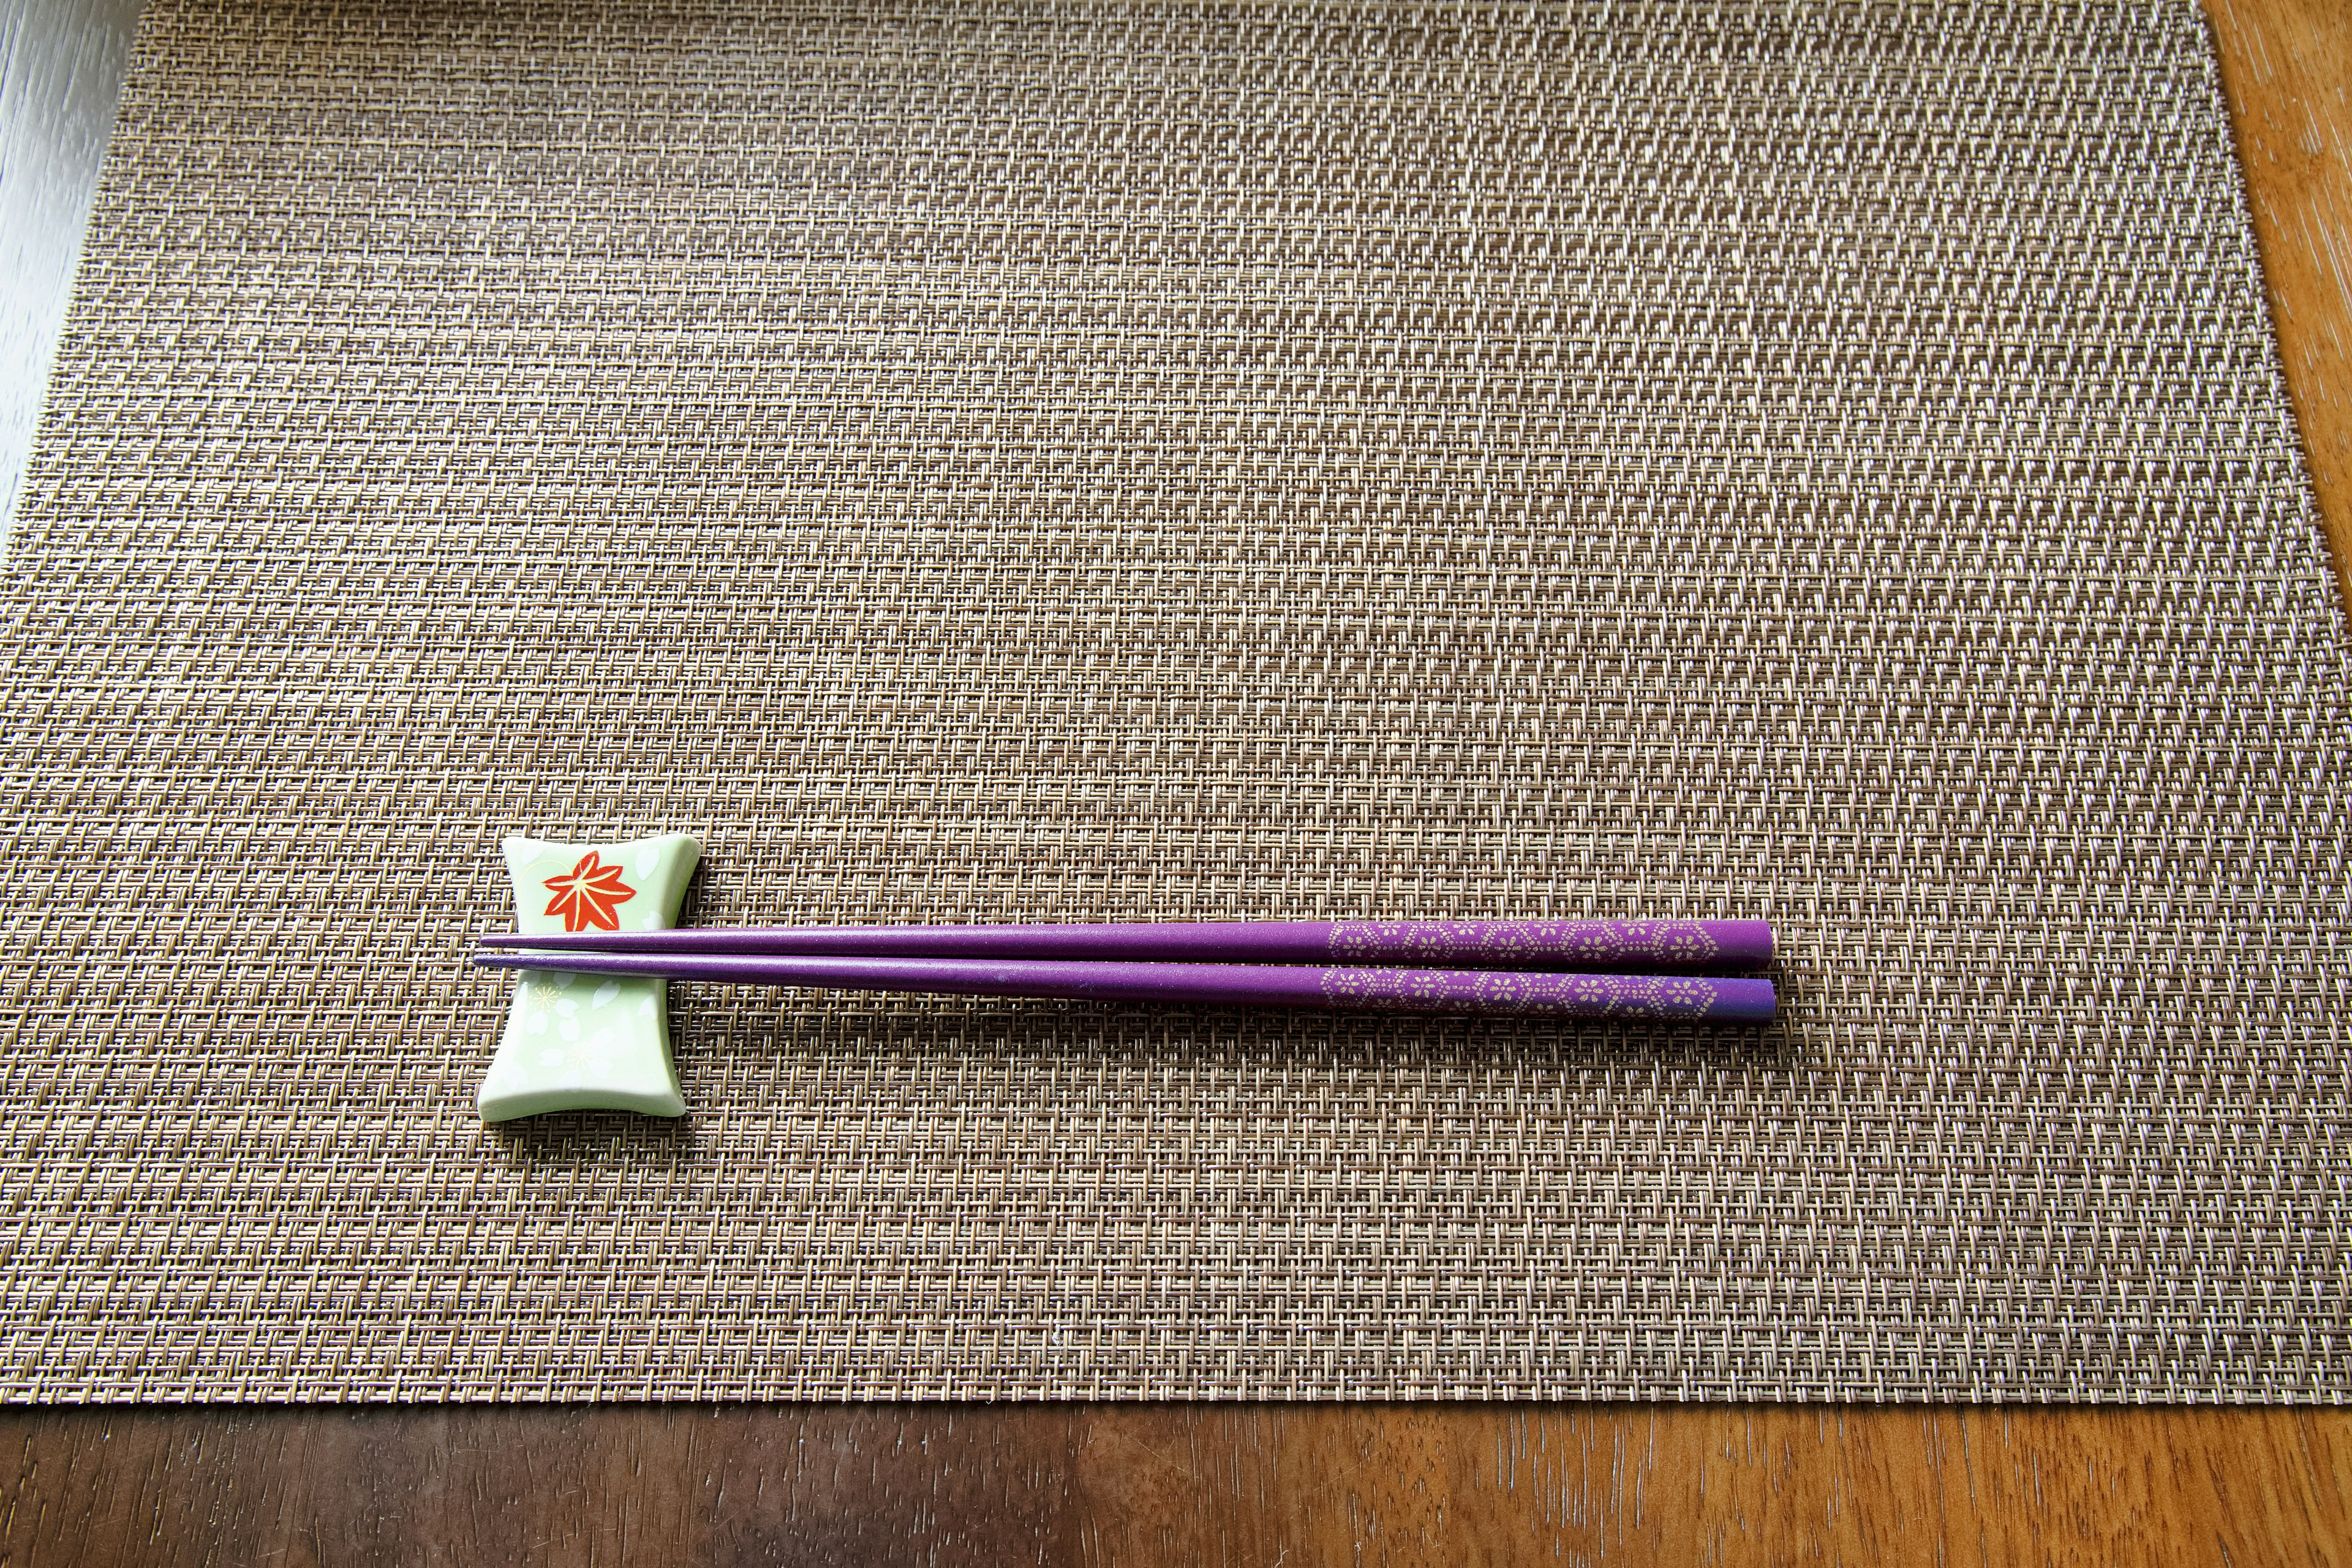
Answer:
[1319,965,1732,1018]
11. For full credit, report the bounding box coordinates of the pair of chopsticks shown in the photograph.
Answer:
[475,919,1777,1021]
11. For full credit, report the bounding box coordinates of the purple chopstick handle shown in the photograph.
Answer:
[474,951,1775,1021]
[479,918,1773,972]
[1328,919,1771,971]
[1316,966,1773,1019]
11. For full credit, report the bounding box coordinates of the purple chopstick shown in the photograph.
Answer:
[472,949,1776,1021]
[476,917,1773,973]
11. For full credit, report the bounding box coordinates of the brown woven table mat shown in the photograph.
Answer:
[2,0,2347,1401]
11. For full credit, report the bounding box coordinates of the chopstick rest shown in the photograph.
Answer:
[477,832,701,1123]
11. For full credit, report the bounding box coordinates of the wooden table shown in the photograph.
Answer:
[6,2,2348,1561]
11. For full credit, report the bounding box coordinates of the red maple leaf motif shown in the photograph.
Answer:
[543,853,636,932]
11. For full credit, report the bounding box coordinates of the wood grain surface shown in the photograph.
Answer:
[2211,0,2352,603]
[6,2,2350,1564]
[4,1403,2350,1566]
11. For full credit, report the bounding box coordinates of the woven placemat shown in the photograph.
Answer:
[2,0,2347,1403]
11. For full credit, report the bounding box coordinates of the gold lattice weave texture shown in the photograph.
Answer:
[2,0,2348,1401]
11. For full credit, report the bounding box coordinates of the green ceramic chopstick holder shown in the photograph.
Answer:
[478,832,700,1121]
